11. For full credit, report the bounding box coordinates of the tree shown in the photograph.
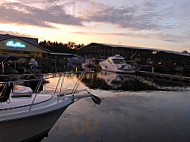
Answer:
[39,40,83,53]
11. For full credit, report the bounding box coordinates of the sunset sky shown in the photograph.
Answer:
[0,0,189,52]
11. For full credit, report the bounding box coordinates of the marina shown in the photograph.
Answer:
[0,0,190,141]
[1,38,190,141]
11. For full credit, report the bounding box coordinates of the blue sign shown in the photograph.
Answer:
[6,40,26,48]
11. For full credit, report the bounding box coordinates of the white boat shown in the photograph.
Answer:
[99,54,135,73]
[0,72,101,142]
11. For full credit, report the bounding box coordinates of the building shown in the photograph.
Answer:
[0,34,54,74]
[0,34,50,57]
[78,43,190,73]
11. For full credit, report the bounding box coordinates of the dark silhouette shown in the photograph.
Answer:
[39,40,84,53]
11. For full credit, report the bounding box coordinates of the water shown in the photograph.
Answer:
[43,71,190,142]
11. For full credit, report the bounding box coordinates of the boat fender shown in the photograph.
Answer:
[90,95,101,105]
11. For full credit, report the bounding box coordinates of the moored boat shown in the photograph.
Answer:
[0,72,101,142]
[99,54,135,73]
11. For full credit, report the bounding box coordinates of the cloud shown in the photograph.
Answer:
[0,0,189,41]
[0,30,35,37]
[80,2,173,31]
[0,0,182,31]
[71,31,184,43]
[0,2,83,28]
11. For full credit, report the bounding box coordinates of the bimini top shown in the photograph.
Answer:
[109,54,125,60]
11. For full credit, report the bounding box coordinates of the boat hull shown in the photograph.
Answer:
[99,61,135,74]
[0,106,68,142]
[100,68,135,74]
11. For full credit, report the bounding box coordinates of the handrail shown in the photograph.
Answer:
[51,71,89,102]
[71,72,86,101]
[58,75,64,103]
[54,74,62,96]
[29,79,43,111]
[1,71,93,111]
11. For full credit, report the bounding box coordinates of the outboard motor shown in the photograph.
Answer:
[0,82,13,102]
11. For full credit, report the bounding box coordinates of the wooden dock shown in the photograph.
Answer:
[136,71,190,82]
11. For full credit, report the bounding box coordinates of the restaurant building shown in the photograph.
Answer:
[0,34,50,57]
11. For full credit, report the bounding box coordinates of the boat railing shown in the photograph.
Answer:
[53,71,90,103]
[0,71,100,111]
[5,71,93,110]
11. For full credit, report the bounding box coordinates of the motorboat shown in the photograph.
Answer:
[0,72,101,142]
[99,54,135,73]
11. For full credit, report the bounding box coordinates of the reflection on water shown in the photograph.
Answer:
[23,80,46,93]
[1,70,190,142]
[43,72,190,142]
[80,70,190,91]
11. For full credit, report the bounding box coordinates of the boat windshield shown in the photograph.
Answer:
[112,59,125,64]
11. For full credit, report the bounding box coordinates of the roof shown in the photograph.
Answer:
[0,34,38,45]
[0,34,51,53]
[49,52,74,56]
[0,55,30,62]
[87,42,190,57]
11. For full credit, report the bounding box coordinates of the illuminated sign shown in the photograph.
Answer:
[6,40,26,48]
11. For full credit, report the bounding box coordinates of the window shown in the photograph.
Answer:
[108,59,112,64]
[112,59,125,64]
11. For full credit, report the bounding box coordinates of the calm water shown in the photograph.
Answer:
[42,71,190,142]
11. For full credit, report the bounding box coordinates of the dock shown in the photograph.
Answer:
[137,71,190,83]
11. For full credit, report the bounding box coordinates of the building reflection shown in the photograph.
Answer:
[80,71,190,91]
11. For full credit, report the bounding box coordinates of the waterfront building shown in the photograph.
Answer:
[0,34,53,74]
[0,34,50,57]
[78,43,190,73]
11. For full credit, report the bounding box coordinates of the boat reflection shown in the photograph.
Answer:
[23,79,46,93]
[97,70,136,89]
[80,70,190,91]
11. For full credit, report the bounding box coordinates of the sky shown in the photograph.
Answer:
[0,0,190,52]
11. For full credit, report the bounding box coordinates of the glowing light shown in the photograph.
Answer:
[6,40,26,48]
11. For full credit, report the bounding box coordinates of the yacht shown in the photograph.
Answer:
[0,72,101,142]
[99,54,135,73]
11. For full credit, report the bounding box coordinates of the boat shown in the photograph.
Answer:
[99,54,135,73]
[0,72,101,142]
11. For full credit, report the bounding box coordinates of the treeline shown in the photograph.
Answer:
[39,40,84,53]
